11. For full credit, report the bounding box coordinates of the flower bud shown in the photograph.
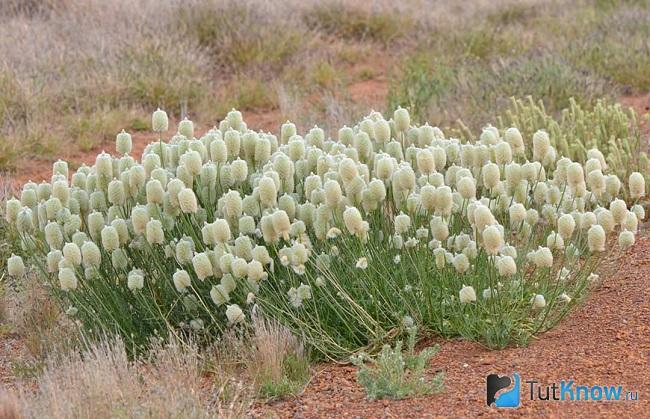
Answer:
[556,214,575,240]
[482,163,500,190]
[116,130,132,154]
[152,108,169,133]
[210,284,230,306]
[394,107,410,132]
[146,219,165,244]
[45,221,63,250]
[225,129,241,157]
[629,172,645,199]
[533,246,553,268]
[100,226,120,251]
[532,130,550,161]
[596,209,615,233]
[430,216,449,241]
[213,218,232,243]
[457,176,476,200]
[178,118,194,138]
[108,179,126,206]
[81,241,101,268]
[416,149,435,174]
[62,242,82,266]
[531,294,546,309]
[632,204,645,221]
[609,199,627,224]
[47,250,63,273]
[482,225,503,255]
[622,211,638,233]
[546,231,565,250]
[258,176,277,208]
[239,215,256,235]
[391,212,409,234]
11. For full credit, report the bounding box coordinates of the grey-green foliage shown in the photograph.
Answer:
[495,96,648,201]
[350,327,444,400]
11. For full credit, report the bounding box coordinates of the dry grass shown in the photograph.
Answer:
[0,390,21,419]
[14,338,247,419]
[5,317,310,418]
[2,0,611,172]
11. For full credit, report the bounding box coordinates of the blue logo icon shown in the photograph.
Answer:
[487,373,521,408]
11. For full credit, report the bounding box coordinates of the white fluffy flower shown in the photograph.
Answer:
[459,285,477,304]
[178,188,198,213]
[152,108,169,132]
[546,231,565,250]
[225,304,245,324]
[496,256,516,277]
[531,294,546,309]
[58,267,78,291]
[394,212,411,235]
[533,247,553,268]
[192,252,213,280]
[173,270,192,293]
[146,219,165,245]
[629,172,645,199]
[452,253,470,273]
[482,225,503,255]
[618,230,635,249]
[587,224,606,252]
[356,257,368,270]
[7,254,25,277]
[127,269,145,291]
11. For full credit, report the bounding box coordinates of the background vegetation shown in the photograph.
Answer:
[0,0,648,171]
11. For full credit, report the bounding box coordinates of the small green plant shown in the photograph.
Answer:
[351,326,444,400]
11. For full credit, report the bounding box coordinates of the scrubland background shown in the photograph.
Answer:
[0,0,649,417]
[1,0,648,171]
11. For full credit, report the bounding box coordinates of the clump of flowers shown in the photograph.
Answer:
[4,106,644,358]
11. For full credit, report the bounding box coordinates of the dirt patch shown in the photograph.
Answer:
[349,77,390,110]
[253,236,650,417]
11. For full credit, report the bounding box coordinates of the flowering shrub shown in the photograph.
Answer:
[4,107,645,357]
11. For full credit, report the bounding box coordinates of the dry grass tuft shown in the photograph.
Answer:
[18,337,248,419]
[0,390,22,419]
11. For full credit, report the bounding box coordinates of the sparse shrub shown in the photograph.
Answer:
[176,0,305,72]
[568,6,650,91]
[303,1,411,44]
[388,53,614,127]
[351,326,444,400]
